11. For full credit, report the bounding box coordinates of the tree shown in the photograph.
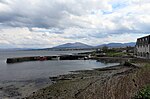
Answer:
[102,46,108,52]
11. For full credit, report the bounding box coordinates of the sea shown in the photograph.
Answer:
[0,50,119,81]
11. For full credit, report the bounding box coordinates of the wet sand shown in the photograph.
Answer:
[0,78,52,99]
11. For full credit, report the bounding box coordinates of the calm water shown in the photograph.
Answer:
[0,50,119,81]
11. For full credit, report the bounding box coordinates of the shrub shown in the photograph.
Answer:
[134,85,150,99]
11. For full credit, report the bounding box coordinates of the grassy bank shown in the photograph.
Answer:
[133,64,150,98]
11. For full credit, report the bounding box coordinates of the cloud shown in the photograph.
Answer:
[0,0,150,48]
[0,0,112,28]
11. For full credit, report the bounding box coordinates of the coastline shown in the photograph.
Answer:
[26,59,146,99]
[0,58,119,99]
[0,77,52,99]
[1,57,150,99]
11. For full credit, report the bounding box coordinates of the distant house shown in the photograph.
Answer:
[135,35,150,59]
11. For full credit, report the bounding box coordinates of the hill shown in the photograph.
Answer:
[52,42,93,49]
[97,42,136,48]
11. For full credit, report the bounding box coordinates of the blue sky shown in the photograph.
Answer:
[0,0,149,48]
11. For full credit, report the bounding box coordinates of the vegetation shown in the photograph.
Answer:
[94,46,134,57]
[134,64,150,99]
[106,52,127,57]
[85,46,135,58]
[134,85,150,99]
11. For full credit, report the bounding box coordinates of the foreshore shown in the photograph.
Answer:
[26,58,150,99]
[1,57,150,99]
[0,78,52,99]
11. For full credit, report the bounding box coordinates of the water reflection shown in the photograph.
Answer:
[0,60,119,81]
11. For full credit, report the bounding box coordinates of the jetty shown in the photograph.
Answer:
[6,54,90,64]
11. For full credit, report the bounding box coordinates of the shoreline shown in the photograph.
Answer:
[26,60,143,99]
[0,77,52,99]
[1,57,149,99]
[0,59,120,99]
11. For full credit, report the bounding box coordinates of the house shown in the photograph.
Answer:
[135,35,150,59]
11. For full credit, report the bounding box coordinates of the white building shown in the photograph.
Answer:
[135,35,150,59]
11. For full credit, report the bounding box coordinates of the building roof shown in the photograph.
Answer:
[137,35,150,40]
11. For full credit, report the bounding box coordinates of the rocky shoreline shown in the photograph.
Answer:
[26,59,150,99]
[0,57,118,99]
[0,78,52,99]
[1,58,150,99]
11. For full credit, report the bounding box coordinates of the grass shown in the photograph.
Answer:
[134,64,150,99]
[134,85,150,99]
[106,52,127,57]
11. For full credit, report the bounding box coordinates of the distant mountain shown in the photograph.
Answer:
[52,42,93,49]
[0,42,136,51]
[96,42,136,48]
[124,42,136,47]
[0,48,41,51]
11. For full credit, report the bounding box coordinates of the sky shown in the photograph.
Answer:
[0,0,150,48]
